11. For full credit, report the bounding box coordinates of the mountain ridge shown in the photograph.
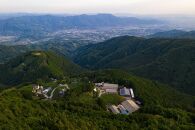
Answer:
[73,36,195,95]
[0,51,82,85]
[149,29,195,39]
[0,14,162,37]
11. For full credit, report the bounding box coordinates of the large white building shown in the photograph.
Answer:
[121,99,140,113]
[109,105,120,114]
[120,87,135,98]
[95,82,118,94]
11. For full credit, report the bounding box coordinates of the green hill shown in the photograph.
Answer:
[0,51,82,85]
[73,36,195,95]
[84,69,195,109]
[149,30,195,39]
[0,45,29,63]
[0,69,194,129]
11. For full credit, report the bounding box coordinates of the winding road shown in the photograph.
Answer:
[44,84,69,99]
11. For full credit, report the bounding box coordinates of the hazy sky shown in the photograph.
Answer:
[0,0,195,15]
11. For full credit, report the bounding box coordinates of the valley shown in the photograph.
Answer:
[0,13,195,130]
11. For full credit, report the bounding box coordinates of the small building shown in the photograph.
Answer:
[42,87,52,94]
[95,82,118,94]
[118,105,128,115]
[120,87,130,96]
[32,84,43,94]
[130,88,135,98]
[105,89,118,94]
[121,99,140,113]
[101,83,118,90]
[109,105,120,114]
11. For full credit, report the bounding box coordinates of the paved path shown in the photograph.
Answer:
[44,84,69,99]
[48,86,60,99]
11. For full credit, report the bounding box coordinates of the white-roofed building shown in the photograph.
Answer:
[121,99,140,113]
[118,105,128,115]
[95,82,119,95]
[120,87,131,96]
[105,89,118,94]
[101,83,118,90]
[130,88,135,98]
[42,87,52,94]
[109,105,120,114]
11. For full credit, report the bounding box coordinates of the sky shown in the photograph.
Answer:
[0,0,195,15]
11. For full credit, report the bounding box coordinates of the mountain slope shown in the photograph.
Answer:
[0,14,162,37]
[85,69,195,109]
[73,36,195,95]
[0,45,29,63]
[0,51,82,85]
[149,30,195,39]
[0,69,194,129]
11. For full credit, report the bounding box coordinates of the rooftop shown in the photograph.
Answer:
[120,87,130,96]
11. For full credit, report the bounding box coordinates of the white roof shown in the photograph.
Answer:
[43,87,51,93]
[106,89,118,93]
[120,87,130,96]
[118,104,128,114]
[109,105,120,114]
[130,88,135,98]
[121,100,140,113]
[103,83,118,88]
[102,83,119,90]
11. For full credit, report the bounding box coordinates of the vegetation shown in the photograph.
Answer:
[149,29,195,39]
[74,36,195,95]
[0,45,29,63]
[0,46,194,129]
[100,94,125,105]
[0,69,194,129]
[0,51,82,85]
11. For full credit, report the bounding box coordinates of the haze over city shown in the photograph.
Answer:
[0,0,195,15]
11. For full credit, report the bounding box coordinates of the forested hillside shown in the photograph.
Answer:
[0,45,29,63]
[0,51,82,85]
[0,69,194,129]
[149,30,195,39]
[74,36,195,95]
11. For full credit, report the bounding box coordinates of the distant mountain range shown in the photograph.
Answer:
[0,14,162,37]
[149,30,195,39]
[73,36,195,95]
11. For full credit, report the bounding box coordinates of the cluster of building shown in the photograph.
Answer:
[32,84,53,98]
[95,82,119,96]
[32,84,47,96]
[32,84,69,99]
[95,82,140,115]
[109,99,140,115]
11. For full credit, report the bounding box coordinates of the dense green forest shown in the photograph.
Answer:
[0,69,195,129]
[0,41,80,63]
[73,36,195,95]
[148,30,195,39]
[0,39,195,129]
[0,45,29,63]
[0,51,82,85]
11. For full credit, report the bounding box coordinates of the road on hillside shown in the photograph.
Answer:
[44,84,69,99]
